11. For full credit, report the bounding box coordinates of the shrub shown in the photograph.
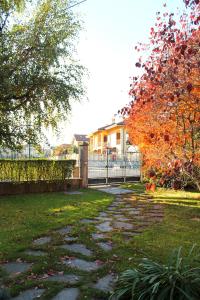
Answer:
[144,160,200,191]
[110,245,200,300]
[0,159,76,182]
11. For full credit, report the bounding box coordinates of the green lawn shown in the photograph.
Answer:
[121,183,200,259]
[0,189,114,260]
[0,185,200,299]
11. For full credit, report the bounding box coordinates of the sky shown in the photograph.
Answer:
[49,0,184,146]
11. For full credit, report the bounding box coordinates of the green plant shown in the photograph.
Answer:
[110,245,200,300]
[0,159,76,182]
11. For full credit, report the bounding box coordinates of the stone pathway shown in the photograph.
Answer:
[52,288,80,300]
[96,186,133,195]
[59,243,93,257]
[32,236,51,245]
[1,262,32,277]
[11,289,45,300]
[41,273,81,284]
[1,188,164,299]
[93,274,116,292]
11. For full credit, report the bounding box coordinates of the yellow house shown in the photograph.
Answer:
[88,120,129,155]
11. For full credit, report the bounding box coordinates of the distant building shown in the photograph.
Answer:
[88,119,131,155]
[72,134,89,148]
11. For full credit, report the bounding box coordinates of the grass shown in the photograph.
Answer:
[0,189,114,260]
[0,189,115,299]
[0,185,200,299]
[121,182,200,260]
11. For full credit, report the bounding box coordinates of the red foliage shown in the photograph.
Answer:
[122,1,200,190]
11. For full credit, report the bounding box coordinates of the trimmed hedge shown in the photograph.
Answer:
[0,160,76,182]
[0,179,82,195]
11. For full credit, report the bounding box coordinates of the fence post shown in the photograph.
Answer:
[124,153,126,183]
[140,152,143,183]
[79,142,88,188]
[106,147,109,184]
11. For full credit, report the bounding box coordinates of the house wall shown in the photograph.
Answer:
[89,125,128,155]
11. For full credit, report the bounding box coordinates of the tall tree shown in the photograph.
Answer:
[0,0,85,149]
[122,1,200,190]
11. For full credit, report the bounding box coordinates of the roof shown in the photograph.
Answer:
[74,134,89,142]
[116,121,124,126]
[98,121,125,131]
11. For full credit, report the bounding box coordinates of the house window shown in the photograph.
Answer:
[116,132,120,144]
[103,135,107,143]
[98,135,101,146]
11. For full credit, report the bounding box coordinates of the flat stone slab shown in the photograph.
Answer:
[11,288,45,300]
[107,207,116,211]
[96,216,113,221]
[127,210,141,215]
[152,204,163,210]
[64,191,83,195]
[97,242,112,251]
[60,243,92,257]
[113,222,133,230]
[145,212,164,217]
[121,204,133,208]
[93,274,116,292]
[42,274,80,284]
[115,198,125,202]
[1,262,32,277]
[80,218,96,224]
[96,221,113,232]
[118,208,134,212]
[56,226,73,235]
[92,233,107,240]
[99,212,109,217]
[97,187,133,195]
[108,213,121,218]
[116,217,132,222]
[110,213,125,218]
[64,236,78,242]
[33,236,51,245]
[64,258,102,271]
[24,250,47,257]
[52,288,80,300]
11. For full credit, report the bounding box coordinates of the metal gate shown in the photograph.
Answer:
[88,150,141,185]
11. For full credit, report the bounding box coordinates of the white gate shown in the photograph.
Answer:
[88,150,141,184]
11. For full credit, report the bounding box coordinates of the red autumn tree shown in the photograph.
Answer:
[123,0,200,190]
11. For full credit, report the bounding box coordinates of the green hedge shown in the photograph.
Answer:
[0,160,76,182]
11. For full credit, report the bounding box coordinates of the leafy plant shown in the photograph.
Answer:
[121,0,200,191]
[0,159,76,182]
[110,245,200,300]
[0,0,85,149]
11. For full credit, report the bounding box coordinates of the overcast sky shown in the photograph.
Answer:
[48,0,184,146]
